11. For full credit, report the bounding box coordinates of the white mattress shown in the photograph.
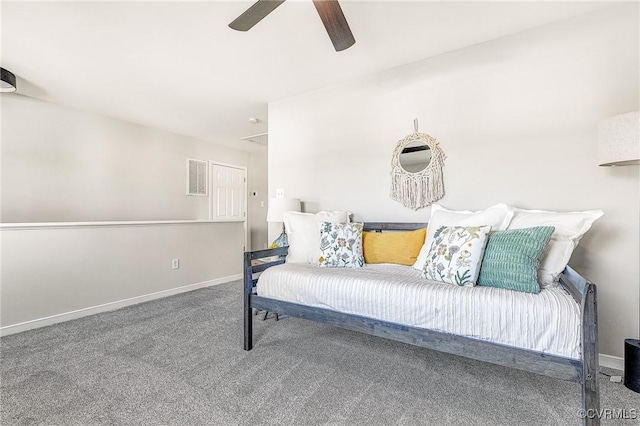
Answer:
[257,263,581,359]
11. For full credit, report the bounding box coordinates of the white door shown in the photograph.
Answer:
[210,163,246,222]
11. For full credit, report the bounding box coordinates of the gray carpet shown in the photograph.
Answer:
[1,281,638,426]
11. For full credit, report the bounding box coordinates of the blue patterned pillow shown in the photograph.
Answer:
[318,222,364,268]
[477,226,555,294]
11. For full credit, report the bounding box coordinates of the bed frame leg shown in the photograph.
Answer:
[244,293,253,351]
[581,284,600,426]
[244,252,253,351]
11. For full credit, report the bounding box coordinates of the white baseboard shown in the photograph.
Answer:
[599,353,624,371]
[0,274,242,337]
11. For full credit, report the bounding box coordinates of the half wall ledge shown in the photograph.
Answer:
[0,219,245,231]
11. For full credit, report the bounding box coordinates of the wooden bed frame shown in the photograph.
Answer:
[243,223,600,425]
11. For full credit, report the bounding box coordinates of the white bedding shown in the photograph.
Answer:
[257,263,581,359]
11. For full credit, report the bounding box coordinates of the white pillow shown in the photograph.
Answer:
[412,203,514,270]
[507,207,604,287]
[283,211,351,264]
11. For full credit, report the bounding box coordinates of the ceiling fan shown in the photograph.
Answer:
[229,0,355,52]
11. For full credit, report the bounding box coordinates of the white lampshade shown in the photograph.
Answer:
[597,111,639,166]
[266,197,301,222]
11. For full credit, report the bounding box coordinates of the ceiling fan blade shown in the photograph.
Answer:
[229,0,286,31]
[312,0,355,52]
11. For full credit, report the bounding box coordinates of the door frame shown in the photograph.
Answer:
[209,161,248,250]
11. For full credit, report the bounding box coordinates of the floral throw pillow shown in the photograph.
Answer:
[318,222,364,268]
[422,225,492,287]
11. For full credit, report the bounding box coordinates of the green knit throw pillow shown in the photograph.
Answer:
[478,226,555,294]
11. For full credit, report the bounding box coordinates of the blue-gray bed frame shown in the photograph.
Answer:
[243,223,600,425]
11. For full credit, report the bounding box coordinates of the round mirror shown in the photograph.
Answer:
[390,130,445,210]
[399,140,432,173]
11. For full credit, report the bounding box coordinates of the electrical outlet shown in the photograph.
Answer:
[260,201,264,207]
[171,259,179,269]
[276,188,284,197]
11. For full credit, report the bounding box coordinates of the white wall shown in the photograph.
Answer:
[248,148,269,250]
[0,95,267,331]
[1,222,244,329]
[269,5,639,359]
[1,95,250,222]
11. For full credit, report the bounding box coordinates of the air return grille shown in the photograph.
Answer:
[187,159,207,196]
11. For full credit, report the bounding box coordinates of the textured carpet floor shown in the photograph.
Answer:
[1,280,638,425]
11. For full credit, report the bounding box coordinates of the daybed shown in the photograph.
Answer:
[243,222,600,426]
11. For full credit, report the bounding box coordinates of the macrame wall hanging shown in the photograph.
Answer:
[390,119,446,210]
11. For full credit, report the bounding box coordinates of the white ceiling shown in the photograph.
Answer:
[1,1,613,152]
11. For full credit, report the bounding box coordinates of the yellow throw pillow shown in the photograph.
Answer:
[362,228,427,266]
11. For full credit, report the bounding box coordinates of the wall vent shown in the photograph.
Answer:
[240,132,268,145]
[187,159,208,196]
